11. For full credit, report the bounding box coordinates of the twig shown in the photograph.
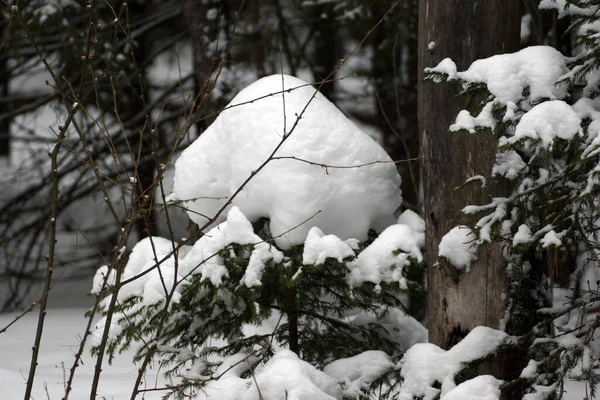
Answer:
[23,108,79,400]
[271,155,422,169]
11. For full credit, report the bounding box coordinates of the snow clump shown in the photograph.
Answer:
[171,74,402,249]
[438,225,478,271]
[302,226,357,265]
[196,349,343,400]
[511,100,582,147]
[178,206,285,287]
[105,237,191,306]
[397,326,508,400]
[348,222,423,287]
[442,375,503,400]
[350,308,428,350]
[427,46,568,104]
[323,351,394,397]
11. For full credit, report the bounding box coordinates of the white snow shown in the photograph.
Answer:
[572,98,600,153]
[397,326,508,400]
[124,237,189,304]
[513,224,533,246]
[438,226,478,271]
[195,352,256,400]
[428,46,568,104]
[539,0,593,18]
[90,208,285,346]
[240,349,342,400]
[92,237,190,310]
[513,224,531,246]
[397,209,425,236]
[351,308,427,350]
[523,383,559,400]
[503,101,519,123]
[540,229,564,248]
[0,308,167,400]
[492,150,527,180]
[442,375,503,400]
[0,309,590,400]
[428,58,457,78]
[171,74,402,249]
[348,223,423,287]
[450,101,495,133]
[511,100,582,147]
[302,226,356,265]
[323,350,394,397]
[520,359,539,378]
[90,264,115,295]
[179,207,284,287]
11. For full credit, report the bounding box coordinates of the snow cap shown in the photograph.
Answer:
[172,74,402,248]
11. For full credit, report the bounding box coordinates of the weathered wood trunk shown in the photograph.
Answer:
[418,0,520,349]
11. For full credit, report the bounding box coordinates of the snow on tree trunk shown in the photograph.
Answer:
[418,0,520,349]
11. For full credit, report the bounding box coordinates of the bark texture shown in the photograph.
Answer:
[418,0,520,349]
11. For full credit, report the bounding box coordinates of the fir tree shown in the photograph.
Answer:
[411,1,600,397]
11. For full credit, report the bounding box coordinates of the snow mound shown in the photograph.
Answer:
[240,350,342,400]
[323,350,394,397]
[397,326,508,400]
[172,74,402,248]
[442,375,503,400]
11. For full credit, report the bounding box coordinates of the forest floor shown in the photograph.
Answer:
[0,307,166,400]
[0,307,590,400]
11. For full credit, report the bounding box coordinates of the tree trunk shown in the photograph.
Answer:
[0,14,10,159]
[418,0,520,349]
[287,287,299,354]
[311,5,337,101]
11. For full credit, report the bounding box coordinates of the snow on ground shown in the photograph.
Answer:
[0,307,590,400]
[0,308,167,400]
